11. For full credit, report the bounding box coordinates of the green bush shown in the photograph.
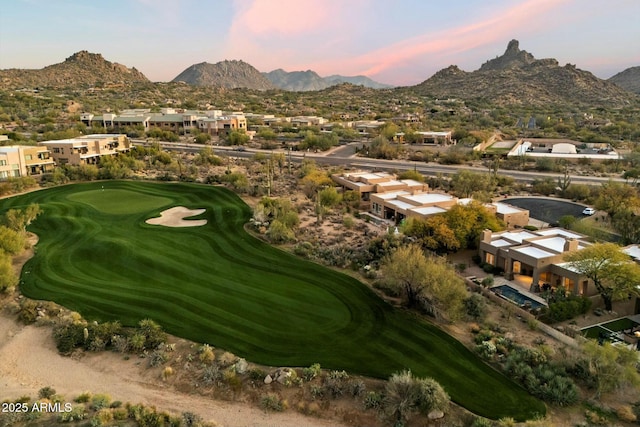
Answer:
[464,294,488,320]
[58,405,87,423]
[38,386,56,400]
[541,295,592,323]
[260,393,284,412]
[363,391,383,410]
[90,393,111,410]
[302,363,321,381]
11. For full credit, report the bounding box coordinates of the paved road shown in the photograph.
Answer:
[136,140,625,185]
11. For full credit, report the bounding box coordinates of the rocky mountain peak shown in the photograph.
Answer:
[414,40,637,107]
[504,39,520,55]
[65,50,104,64]
[172,60,275,90]
[0,50,149,89]
[479,39,536,71]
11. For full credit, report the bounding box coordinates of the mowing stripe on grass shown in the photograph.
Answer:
[2,181,545,420]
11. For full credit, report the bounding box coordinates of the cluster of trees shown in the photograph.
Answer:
[381,244,468,321]
[54,318,167,355]
[401,202,504,253]
[0,176,38,198]
[0,204,41,293]
[253,197,300,243]
[297,131,338,152]
[565,242,640,312]
[594,181,640,244]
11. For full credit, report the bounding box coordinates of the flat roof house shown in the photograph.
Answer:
[479,228,595,296]
[40,134,131,165]
[0,145,55,178]
[332,171,428,202]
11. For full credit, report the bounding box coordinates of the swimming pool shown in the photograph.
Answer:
[491,284,546,310]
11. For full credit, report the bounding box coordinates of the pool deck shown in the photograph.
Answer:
[490,278,549,307]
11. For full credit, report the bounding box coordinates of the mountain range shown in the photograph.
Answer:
[410,40,637,107]
[262,69,392,91]
[1,42,638,107]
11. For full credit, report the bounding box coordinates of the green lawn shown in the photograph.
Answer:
[2,181,545,420]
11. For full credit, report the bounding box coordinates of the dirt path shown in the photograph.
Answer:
[0,313,345,427]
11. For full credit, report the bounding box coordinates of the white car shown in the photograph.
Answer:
[582,207,596,215]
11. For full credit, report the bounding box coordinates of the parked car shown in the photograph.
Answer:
[582,207,596,215]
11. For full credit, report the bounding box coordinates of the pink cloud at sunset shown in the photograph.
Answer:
[223,0,589,86]
[306,0,571,85]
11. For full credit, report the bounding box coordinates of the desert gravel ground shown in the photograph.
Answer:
[0,313,346,427]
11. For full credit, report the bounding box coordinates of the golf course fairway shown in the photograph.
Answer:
[2,181,545,420]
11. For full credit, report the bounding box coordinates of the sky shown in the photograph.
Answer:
[0,0,639,86]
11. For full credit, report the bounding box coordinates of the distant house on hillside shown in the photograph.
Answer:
[40,134,131,166]
[0,145,55,178]
[331,171,529,227]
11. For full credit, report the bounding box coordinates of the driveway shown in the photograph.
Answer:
[504,197,587,225]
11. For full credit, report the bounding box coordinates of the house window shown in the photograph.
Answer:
[0,160,6,166]
[485,253,495,265]
[53,148,60,153]
[25,154,32,160]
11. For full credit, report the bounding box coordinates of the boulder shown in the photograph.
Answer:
[235,358,248,374]
[428,410,445,420]
[264,374,273,384]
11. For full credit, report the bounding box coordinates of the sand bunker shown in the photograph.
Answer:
[146,206,207,227]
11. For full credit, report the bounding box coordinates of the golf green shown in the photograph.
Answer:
[2,181,545,420]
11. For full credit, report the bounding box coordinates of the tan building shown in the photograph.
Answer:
[0,145,55,178]
[479,228,596,295]
[197,114,248,136]
[371,191,458,223]
[332,171,529,226]
[332,171,427,201]
[40,134,131,165]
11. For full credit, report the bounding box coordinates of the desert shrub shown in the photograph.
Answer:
[18,299,38,324]
[302,363,321,381]
[248,367,266,382]
[464,293,488,320]
[89,337,106,352]
[198,344,215,364]
[476,340,497,360]
[74,392,91,403]
[148,350,167,367]
[162,367,174,381]
[309,384,324,400]
[471,418,495,427]
[92,409,114,426]
[38,386,56,400]
[363,391,383,410]
[58,405,87,422]
[260,393,284,412]
[137,318,167,349]
[111,335,129,353]
[540,294,592,323]
[201,365,223,386]
[348,379,366,397]
[90,394,111,410]
[504,348,577,406]
[182,411,202,427]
